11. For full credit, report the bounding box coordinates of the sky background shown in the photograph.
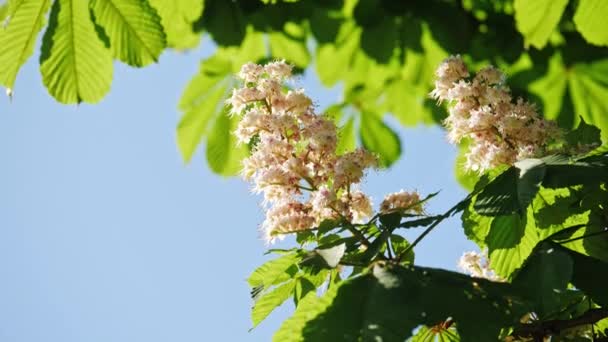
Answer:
[0,38,476,341]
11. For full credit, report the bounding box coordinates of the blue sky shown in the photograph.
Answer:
[0,39,476,341]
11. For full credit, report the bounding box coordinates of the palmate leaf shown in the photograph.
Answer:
[247,252,301,289]
[410,324,460,342]
[486,210,539,279]
[0,0,51,92]
[474,159,546,216]
[555,243,608,307]
[359,112,401,168]
[527,53,608,141]
[513,0,568,49]
[252,279,296,328]
[147,0,203,49]
[40,0,113,103]
[177,30,265,174]
[275,264,530,341]
[90,0,166,67]
[512,242,573,317]
[269,22,310,68]
[574,0,608,46]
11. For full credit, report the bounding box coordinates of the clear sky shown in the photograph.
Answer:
[0,38,476,341]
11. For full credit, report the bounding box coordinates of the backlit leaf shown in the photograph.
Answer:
[90,0,166,67]
[40,0,113,103]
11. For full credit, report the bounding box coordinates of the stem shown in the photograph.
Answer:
[396,195,474,262]
[396,214,446,262]
[345,222,371,247]
[510,308,608,340]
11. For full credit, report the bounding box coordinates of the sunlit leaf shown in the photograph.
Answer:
[40,0,113,103]
[573,0,608,46]
[148,0,203,49]
[513,0,568,49]
[360,112,401,168]
[269,22,310,67]
[206,107,248,175]
[486,210,539,279]
[248,252,301,289]
[0,0,51,91]
[90,0,166,67]
[252,280,296,327]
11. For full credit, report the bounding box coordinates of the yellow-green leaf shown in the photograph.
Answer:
[269,23,310,67]
[0,0,51,91]
[252,280,296,328]
[514,0,568,49]
[90,0,166,67]
[360,112,401,168]
[147,0,202,49]
[40,0,113,104]
[574,0,608,46]
[206,108,248,176]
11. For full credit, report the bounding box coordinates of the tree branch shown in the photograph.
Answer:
[510,308,608,340]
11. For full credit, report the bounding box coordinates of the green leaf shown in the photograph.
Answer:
[528,53,608,142]
[359,112,401,168]
[474,161,546,216]
[454,140,479,191]
[474,168,520,215]
[252,280,296,328]
[199,0,246,46]
[568,60,608,142]
[486,211,539,279]
[410,324,460,342]
[40,0,113,103]
[206,107,249,175]
[177,31,266,170]
[275,264,530,341]
[512,242,573,317]
[147,0,203,49]
[390,235,414,264]
[90,0,166,67]
[248,253,301,289]
[461,198,493,247]
[336,116,356,155]
[565,116,602,148]
[555,243,608,307]
[513,0,568,49]
[0,0,51,91]
[315,20,360,86]
[514,158,546,211]
[574,0,608,46]
[269,22,310,67]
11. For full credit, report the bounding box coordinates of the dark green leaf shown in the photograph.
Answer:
[275,264,530,341]
[565,116,602,150]
[513,242,573,317]
[554,243,608,307]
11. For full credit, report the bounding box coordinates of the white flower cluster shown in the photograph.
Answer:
[457,250,502,282]
[379,190,423,215]
[228,61,381,243]
[431,56,563,173]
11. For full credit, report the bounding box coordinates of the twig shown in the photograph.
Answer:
[510,308,608,340]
